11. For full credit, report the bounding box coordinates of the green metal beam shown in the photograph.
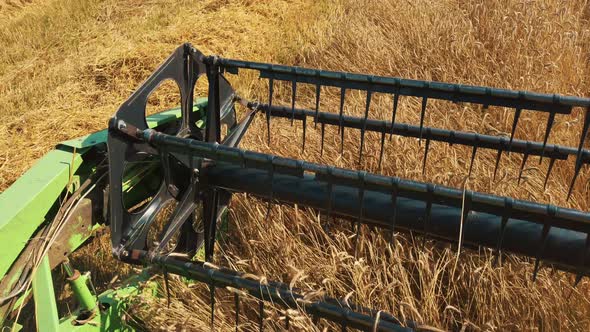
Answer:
[0,148,85,279]
[32,255,59,332]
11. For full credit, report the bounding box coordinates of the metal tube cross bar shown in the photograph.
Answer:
[129,250,412,332]
[132,127,590,276]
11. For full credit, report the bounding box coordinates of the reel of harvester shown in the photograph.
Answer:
[106,43,590,331]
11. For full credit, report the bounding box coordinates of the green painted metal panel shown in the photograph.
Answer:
[32,255,59,332]
[0,149,85,279]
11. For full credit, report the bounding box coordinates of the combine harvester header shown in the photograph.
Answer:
[1,43,590,331]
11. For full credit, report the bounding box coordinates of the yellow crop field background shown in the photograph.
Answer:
[3,0,590,330]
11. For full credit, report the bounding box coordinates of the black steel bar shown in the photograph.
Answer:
[204,164,590,275]
[139,129,590,235]
[219,57,590,113]
[133,251,412,332]
[257,103,590,164]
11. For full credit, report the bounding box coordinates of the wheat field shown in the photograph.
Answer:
[2,0,590,330]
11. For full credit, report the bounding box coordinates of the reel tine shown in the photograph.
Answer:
[321,123,326,156]
[203,190,219,262]
[390,93,400,140]
[540,112,556,164]
[468,136,478,177]
[493,139,505,181]
[459,191,473,254]
[532,227,549,281]
[267,77,274,145]
[291,78,297,126]
[314,80,321,127]
[312,315,320,326]
[568,107,590,200]
[544,157,556,190]
[573,275,584,291]
[508,108,522,154]
[359,89,373,165]
[266,156,275,218]
[419,97,428,145]
[339,87,346,154]
[259,300,265,332]
[163,268,171,308]
[518,143,530,184]
[235,292,240,332]
[422,135,431,175]
[354,172,367,256]
[493,198,513,266]
[378,124,386,171]
[533,207,554,281]
[326,166,335,231]
[390,178,399,244]
[285,310,290,330]
[424,184,434,235]
[210,278,216,330]
[302,116,307,152]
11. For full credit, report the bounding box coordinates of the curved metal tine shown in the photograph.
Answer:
[210,281,216,330]
[314,81,321,127]
[493,198,513,266]
[339,86,346,154]
[493,139,506,181]
[419,97,428,145]
[320,123,326,156]
[568,108,590,200]
[518,144,530,184]
[267,77,274,145]
[533,207,554,282]
[285,311,290,330]
[259,300,265,332]
[234,293,240,332]
[302,116,307,152]
[325,166,335,233]
[291,77,297,126]
[508,107,522,154]
[354,172,367,257]
[359,88,372,165]
[422,135,431,175]
[341,308,350,332]
[468,136,479,177]
[540,112,556,164]
[378,123,386,171]
[312,315,320,326]
[390,178,400,245]
[390,93,400,140]
[203,189,220,262]
[544,157,556,189]
[266,156,275,219]
[163,268,171,308]
[459,191,472,254]
[424,184,434,237]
